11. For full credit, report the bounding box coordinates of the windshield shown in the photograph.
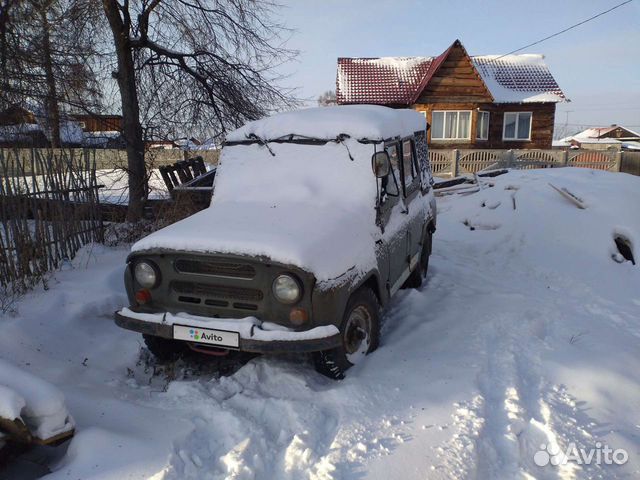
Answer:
[212,141,378,213]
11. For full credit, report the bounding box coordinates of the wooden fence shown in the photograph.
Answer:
[2,148,220,174]
[430,149,625,177]
[0,149,103,291]
[620,152,640,176]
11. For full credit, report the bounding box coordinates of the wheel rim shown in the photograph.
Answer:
[343,305,372,364]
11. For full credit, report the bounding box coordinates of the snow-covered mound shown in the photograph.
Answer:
[0,169,639,479]
[442,168,639,280]
[0,358,75,442]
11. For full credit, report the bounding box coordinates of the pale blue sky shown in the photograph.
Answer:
[278,0,640,136]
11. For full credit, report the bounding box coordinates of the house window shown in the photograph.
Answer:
[431,111,471,140]
[503,112,532,141]
[477,111,489,141]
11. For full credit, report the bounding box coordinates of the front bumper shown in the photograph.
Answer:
[115,307,341,354]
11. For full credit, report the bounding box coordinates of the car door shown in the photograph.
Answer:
[400,137,427,267]
[376,142,408,294]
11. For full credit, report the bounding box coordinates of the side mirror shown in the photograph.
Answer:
[371,151,391,178]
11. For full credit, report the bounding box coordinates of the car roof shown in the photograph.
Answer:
[224,105,426,144]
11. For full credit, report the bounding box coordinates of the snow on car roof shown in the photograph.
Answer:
[224,105,426,143]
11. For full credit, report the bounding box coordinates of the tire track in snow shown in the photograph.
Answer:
[470,307,611,480]
[154,359,403,480]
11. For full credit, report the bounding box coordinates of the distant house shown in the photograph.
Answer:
[0,106,124,148]
[336,39,567,149]
[0,105,83,147]
[0,105,48,147]
[146,140,177,150]
[70,114,122,133]
[554,125,640,150]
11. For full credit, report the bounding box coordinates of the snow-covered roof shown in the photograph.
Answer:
[337,41,566,105]
[0,120,83,144]
[561,126,640,141]
[472,54,565,103]
[224,105,426,143]
[553,137,640,150]
[336,57,434,105]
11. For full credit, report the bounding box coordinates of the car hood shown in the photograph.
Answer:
[131,201,379,283]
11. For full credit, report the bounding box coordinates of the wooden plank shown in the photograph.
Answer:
[428,78,486,88]
[436,66,477,76]
[548,183,587,209]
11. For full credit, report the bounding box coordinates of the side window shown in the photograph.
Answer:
[413,130,433,189]
[401,139,419,194]
[384,143,400,197]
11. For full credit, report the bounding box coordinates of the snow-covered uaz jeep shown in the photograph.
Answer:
[115,105,436,378]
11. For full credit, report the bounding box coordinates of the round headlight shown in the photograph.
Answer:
[272,274,302,304]
[134,261,159,289]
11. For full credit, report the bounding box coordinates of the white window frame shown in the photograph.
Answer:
[431,110,472,141]
[502,112,532,141]
[476,111,490,141]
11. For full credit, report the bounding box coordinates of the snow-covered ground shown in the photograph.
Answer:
[96,168,169,204]
[1,168,639,479]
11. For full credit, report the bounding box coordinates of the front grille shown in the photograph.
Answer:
[172,281,264,302]
[174,258,256,279]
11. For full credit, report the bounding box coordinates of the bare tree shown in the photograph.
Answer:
[101,0,296,222]
[0,0,105,146]
[317,90,336,107]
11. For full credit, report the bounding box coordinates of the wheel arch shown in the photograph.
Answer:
[355,271,385,307]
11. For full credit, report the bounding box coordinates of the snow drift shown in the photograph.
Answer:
[0,168,639,479]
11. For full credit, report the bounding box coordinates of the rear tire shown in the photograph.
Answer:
[142,334,187,362]
[313,288,380,380]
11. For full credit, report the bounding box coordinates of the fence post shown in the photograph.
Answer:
[563,150,569,167]
[506,149,515,169]
[452,149,459,177]
[614,149,622,172]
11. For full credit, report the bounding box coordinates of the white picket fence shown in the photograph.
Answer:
[430,149,622,178]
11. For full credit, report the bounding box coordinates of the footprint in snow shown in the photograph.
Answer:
[462,219,501,231]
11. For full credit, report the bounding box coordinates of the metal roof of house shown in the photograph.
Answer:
[566,126,640,140]
[556,125,640,146]
[472,55,566,103]
[337,41,566,105]
[336,57,434,105]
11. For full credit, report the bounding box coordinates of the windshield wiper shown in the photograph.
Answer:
[246,133,276,156]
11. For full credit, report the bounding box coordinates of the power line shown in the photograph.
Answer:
[557,106,640,111]
[555,123,640,128]
[491,0,634,61]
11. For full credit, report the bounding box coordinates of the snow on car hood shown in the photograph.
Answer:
[132,141,381,282]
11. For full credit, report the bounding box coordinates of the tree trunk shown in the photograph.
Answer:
[39,6,61,148]
[102,0,146,222]
[0,4,9,97]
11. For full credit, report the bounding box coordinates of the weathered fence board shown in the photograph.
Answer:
[0,149,103,290]
[620,152,640,176]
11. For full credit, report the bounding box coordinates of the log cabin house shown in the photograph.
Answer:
[70,113,122,133]
[336,39,567,149]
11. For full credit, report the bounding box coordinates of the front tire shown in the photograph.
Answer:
[313,288,380,380]
[143,334,187,362]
